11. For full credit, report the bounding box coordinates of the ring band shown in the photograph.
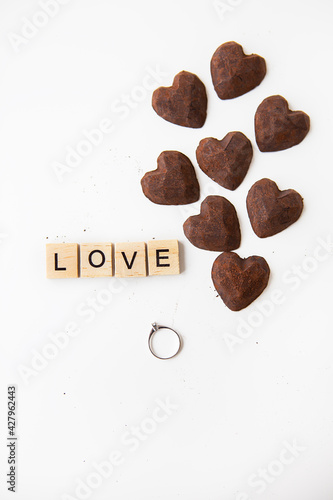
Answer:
[148,322,182,360]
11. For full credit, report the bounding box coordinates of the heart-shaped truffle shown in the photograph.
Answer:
[212,252,270,311]
[141,150,200,205]
[152,70,207,128]
[246,178,303,238]
[211,41,266,100]
[196,131,253,190]
[183,195,241,251]
[255,95,310,152]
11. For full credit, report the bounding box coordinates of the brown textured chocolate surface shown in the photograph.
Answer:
[196,131,253,190]
[246,178,303,238]
[255,95,310,152]
[141,150,200,205]
[212,252,270,311]
[152,71,207,128]
[183,195,241,251]
[211,41,266,100]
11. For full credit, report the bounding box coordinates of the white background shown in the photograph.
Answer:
[0,0,333,499]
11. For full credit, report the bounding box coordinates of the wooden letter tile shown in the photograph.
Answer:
[115,242,147,278]
[46,243,79,279]
[80,243,112,278]
[148,240,180,276]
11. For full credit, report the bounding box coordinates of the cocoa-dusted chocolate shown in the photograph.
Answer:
[255,95,310,152]
[152,71,207,128]
[183,195,241,251]
[141,150,200,205]
[212,252,270,311]
[196,131,253,190]
[246,178,303,238]
[211,41,266,100]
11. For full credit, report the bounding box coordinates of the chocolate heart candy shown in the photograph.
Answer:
[211,41,266,100]
[212,252,270,311]
[141,150,200,205]
[246,178,303,238]
[183,195,241,251]
[152,70,207,128]
[255,95,310,152]
[196,131,253,190]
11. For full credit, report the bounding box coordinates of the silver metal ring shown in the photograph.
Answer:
[148,323,182,360]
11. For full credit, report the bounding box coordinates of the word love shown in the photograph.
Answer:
[46,240,180,279]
